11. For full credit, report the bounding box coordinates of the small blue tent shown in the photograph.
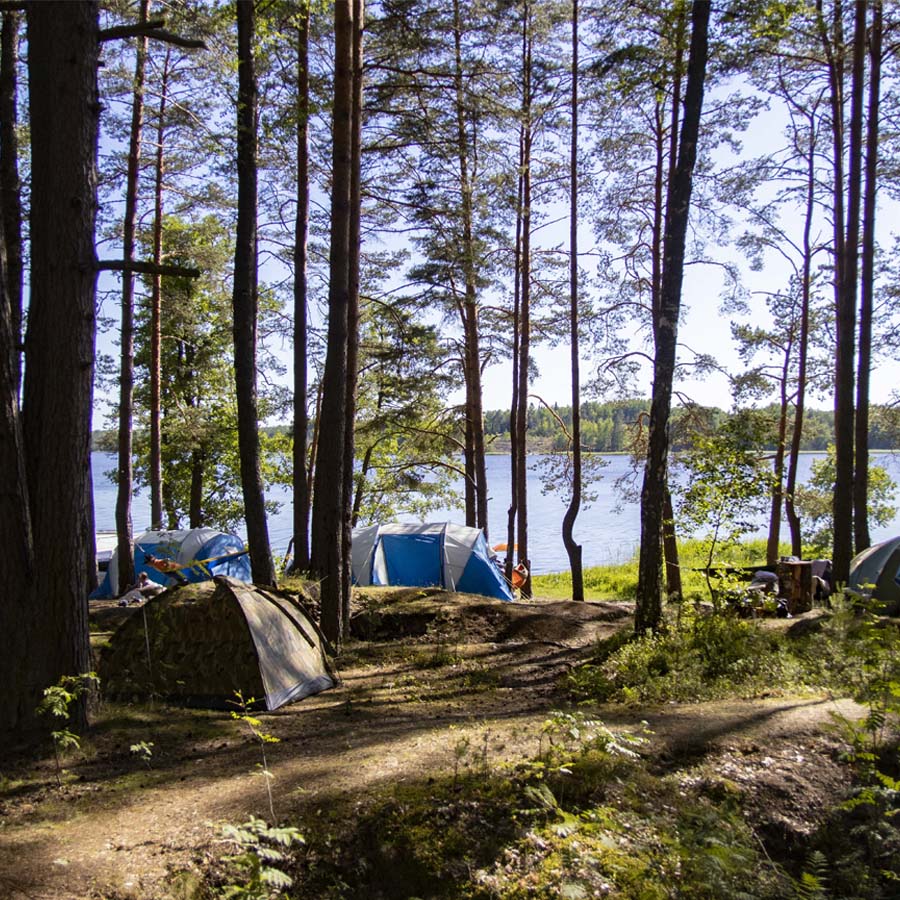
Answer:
[350,523,514,602]
[92,528,251,598]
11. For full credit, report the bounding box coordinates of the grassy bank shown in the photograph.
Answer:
[532,539,794,602]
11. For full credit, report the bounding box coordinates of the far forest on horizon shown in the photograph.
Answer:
[92,400,900,455]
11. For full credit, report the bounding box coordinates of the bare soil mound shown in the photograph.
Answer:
[350,586,631,644]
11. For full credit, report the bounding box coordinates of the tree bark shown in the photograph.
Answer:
[662,486,681,600]
[19,0,99,731]
[505,132,523,583]
[0,11,22,390]
[0,147,33,734]
[464,411,475,527]
[149,47,170,531]
[854,0,881,554]
[785,105,818,557]
[115,0,149,595]
[291,4,311,573]
[635,0,709,634]
[515,0,532,598]
[820,0,859,583]
[341,0,363,632]
[311,0,354,646]
[233,0,275,586]
[562,0,584,602]
[452,0,488,536]
[188,452,204,527]
[767,350,792,566]
[654,9,685,601]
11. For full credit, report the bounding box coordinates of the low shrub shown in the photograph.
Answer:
[291,716,789,899]
[564,601,886,705]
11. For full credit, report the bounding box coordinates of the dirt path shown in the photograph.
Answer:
[0,595,863,900]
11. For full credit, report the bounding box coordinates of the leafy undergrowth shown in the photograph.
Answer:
[193,719,900,900]
[10,587,900,899]
[241,712,792,900]
[566,598,884,705]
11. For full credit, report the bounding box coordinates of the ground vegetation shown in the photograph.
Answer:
[2,581,898,899]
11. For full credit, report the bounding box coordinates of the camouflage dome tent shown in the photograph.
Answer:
[849,536,900,615]
[100,577,335,710]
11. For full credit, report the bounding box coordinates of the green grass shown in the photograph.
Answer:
[532,539,797,602]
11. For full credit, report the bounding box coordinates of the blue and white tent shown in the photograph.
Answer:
[351,522,513,602]
[92,528,251,599]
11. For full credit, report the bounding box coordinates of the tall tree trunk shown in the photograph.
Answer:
[651,117,684,601]
[291,5,312,573]
[352,443,375,526]
[505,145,523,583]
[854,0,881,554]
[341,0,363,633]
[0,11,22,391]
[20,0,99,730]
[785,108,818,557]
[662,487,681,599]
[819,0,857,582]
[766,356,791,566]
[233,0,275,586]
[562,0,584,602]
[452,0,488,536]
[311,0,353,646]
[515,0,532,598]
[189,449,204,528]
[644,9,685,606]
[149,47,171,531]
[0,156,34,734]
[832,0,865,578]
[115,0,149,595]
[464,411,475,526]
[635,0,709,634]
[308,380,322,514]
[657,10,686,601]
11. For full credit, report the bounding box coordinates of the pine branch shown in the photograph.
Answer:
[98,259,201,279]
[99,19,206,49]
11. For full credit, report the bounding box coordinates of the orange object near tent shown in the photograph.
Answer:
[144,554,184,573]
[511,563,528,590]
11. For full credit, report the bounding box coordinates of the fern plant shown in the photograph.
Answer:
[793,850,830,900]
[218,817,303,899]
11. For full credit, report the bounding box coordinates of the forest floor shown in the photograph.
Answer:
[0,587,863,900]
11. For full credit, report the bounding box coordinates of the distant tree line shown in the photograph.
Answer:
[484,401,900,454]
[92,399,900,457]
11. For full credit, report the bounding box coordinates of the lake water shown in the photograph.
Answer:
[92,451,900,575]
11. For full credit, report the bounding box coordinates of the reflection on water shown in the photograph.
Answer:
[92,451,900,575]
